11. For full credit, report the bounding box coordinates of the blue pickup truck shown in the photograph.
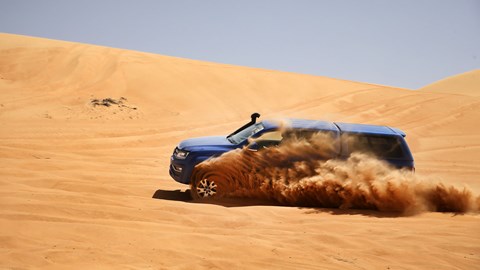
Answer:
[169,113,414,198]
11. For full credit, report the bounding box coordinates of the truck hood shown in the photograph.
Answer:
[178,136,234,150]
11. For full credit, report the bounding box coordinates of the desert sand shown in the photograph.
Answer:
[0,33,479,269]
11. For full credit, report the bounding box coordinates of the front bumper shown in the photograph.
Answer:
[169,155,194,184]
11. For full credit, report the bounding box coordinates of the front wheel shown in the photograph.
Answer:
[190,169,229,200]
[192,178,218,199]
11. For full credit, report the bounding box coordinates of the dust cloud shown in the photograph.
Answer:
[192,132,479,214]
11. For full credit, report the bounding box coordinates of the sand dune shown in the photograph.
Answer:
[420,69,480,96]
[1,33,479,269]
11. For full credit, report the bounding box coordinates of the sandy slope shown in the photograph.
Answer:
[0,33,479,269]
[420,69,480,96]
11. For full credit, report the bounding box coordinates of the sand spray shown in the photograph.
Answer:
[192,131,479,214]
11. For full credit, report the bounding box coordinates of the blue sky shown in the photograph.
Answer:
[1,0,479,89]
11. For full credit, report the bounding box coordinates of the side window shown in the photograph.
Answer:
[345,134,405,159]
[253,131,283,148]
[280,129,340,157]
[368,136,404,159]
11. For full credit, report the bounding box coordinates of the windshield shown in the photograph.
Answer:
[228,123,265,144]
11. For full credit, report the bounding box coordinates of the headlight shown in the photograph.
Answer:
[174,148,189,159]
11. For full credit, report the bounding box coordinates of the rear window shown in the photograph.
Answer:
[346,134,405,159]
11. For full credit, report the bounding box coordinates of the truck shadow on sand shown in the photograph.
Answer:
[152,189,277,208]
[152,189,192,202]
[151,189,401,217]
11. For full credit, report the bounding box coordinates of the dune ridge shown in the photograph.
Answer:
[420,69,480,96]
[1,33,479,269]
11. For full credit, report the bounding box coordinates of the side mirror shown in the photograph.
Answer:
[247,142,259,151]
